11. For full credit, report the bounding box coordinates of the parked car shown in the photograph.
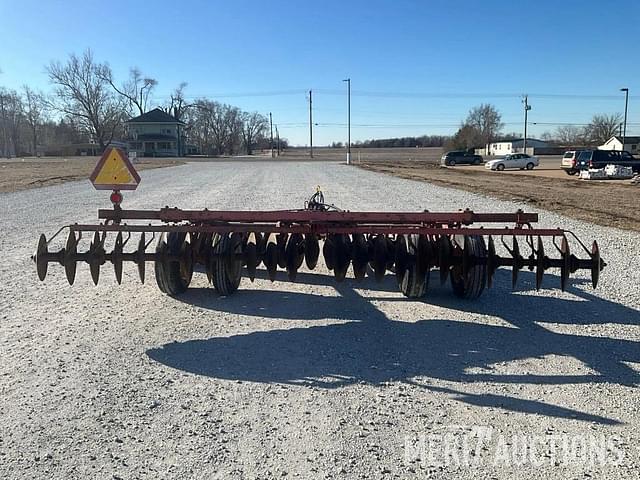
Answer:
[440,151,483,166]
[575,150,640,173]
[485,153,539,171]
[560,150,585,175]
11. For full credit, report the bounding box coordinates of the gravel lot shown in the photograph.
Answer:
[1,161,639,479]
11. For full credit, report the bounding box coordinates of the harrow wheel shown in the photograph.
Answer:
[398,234,430,298]
[155,232,193,296]
[450,235,486,299]
[210,232,242,296]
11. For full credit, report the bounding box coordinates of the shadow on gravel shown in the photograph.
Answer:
[148,269,639,425]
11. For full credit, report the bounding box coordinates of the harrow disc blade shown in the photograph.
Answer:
[333,234,351,282]
[137,233,146,284]
[560,236,570,292]
[35,234,48,281]
[64,230,78,285]
[372,234,388,282]
[89,232,103,285]
[245,233,258,282]
[591,240,602,289]
[395,235,408,286]
[512,236,521,289]
[276,233,288,269]
[264,235,278,281]
[416,235,432,277]
[535,237,545,291]
[486,235,497,289]
[304,234,320,270]
[285,233,304,281]
[323,235,336,271]
[113,232,124,285]
[438,236,453,285]
[352,233,369,281]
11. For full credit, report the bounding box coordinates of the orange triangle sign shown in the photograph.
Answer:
[90,147,141,190]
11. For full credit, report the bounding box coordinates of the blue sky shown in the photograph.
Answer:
[0,0,638,145]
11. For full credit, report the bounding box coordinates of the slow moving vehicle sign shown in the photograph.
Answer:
[89,147,141,190]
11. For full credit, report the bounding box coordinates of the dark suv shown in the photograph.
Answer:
[440,151,483,166]
[575,150,640,172]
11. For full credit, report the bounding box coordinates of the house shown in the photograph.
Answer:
[598,135,640,153]
[486,138,550,156]
[126,108,186,157]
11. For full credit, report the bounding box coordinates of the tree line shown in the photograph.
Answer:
[0,49,275,157]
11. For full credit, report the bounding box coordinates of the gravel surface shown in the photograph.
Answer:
[1,161,639,479]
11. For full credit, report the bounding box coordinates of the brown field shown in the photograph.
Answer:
[0,156,185,193]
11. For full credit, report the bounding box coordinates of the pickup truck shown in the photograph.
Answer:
[575,150,640,173]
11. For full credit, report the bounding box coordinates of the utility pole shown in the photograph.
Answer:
[269,112,274,158]
[276,125,280,156]
[522,95,531,153]
[343,78,351,164]
[308,89,313,158]
[621,88,629,151]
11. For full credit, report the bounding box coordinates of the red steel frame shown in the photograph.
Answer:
[64,207,567,238]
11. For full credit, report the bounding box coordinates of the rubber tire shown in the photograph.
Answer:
[155,232,192,296]
[565,169,577,176]
[474,158,481,165]
[399,234,429,298]
[450,235,486,299]
[496,164,505,171]
[449,159,456,166]
[210,232,242,296]
[526,162,534,170]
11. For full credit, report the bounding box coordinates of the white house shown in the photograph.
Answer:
[598,135,640,153]
[126,108,186,157]
[486,138,549,156]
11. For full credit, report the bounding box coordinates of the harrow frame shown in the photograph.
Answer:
[33,189,606,300]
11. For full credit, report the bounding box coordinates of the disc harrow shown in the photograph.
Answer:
[32,189,606,299]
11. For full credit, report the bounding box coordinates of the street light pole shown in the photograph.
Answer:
[308,90,313,158]
[269,112,274,158]
[343,78,351,164]
[522,95,531,153]
[621,88,629,151]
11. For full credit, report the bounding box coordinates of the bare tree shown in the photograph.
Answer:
[166,82,188,121]
[554,125,586,145]
[46,49,123,149]
[0,88,23,157]
[22,86,47,154]
[464,104,504,150]
[241,112,268,154]
[98,66,157,116]
[445,124,482,151]
[585,113,622,145]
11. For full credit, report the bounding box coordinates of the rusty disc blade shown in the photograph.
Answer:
[333,234,351,282]
[265,239,278,281]
[438,236,452,285]
[276,233,288,269]
[352,233,368,281]
[486,236,497,288]
[245,233,258,282]
[89,231,102,285]
[285,234,303,281]
[591,240,601,289]
[512,236,521,289]
[535,237,545,291]
[35,234,49,281]
[113,232,124,285]
[372,235,388,282]
[304,234,320,270]
[137,233,146,284]
[323,235,336,271]
[64,230,78,285]
[395,234,408,286]
[560,236,570,292]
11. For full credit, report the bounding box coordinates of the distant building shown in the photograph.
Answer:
[598,135,640,153]
[126,108,186,157]
[486,138,550,156]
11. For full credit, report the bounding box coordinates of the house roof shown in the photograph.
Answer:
[610,135,640,144]
[127,108,185,125]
